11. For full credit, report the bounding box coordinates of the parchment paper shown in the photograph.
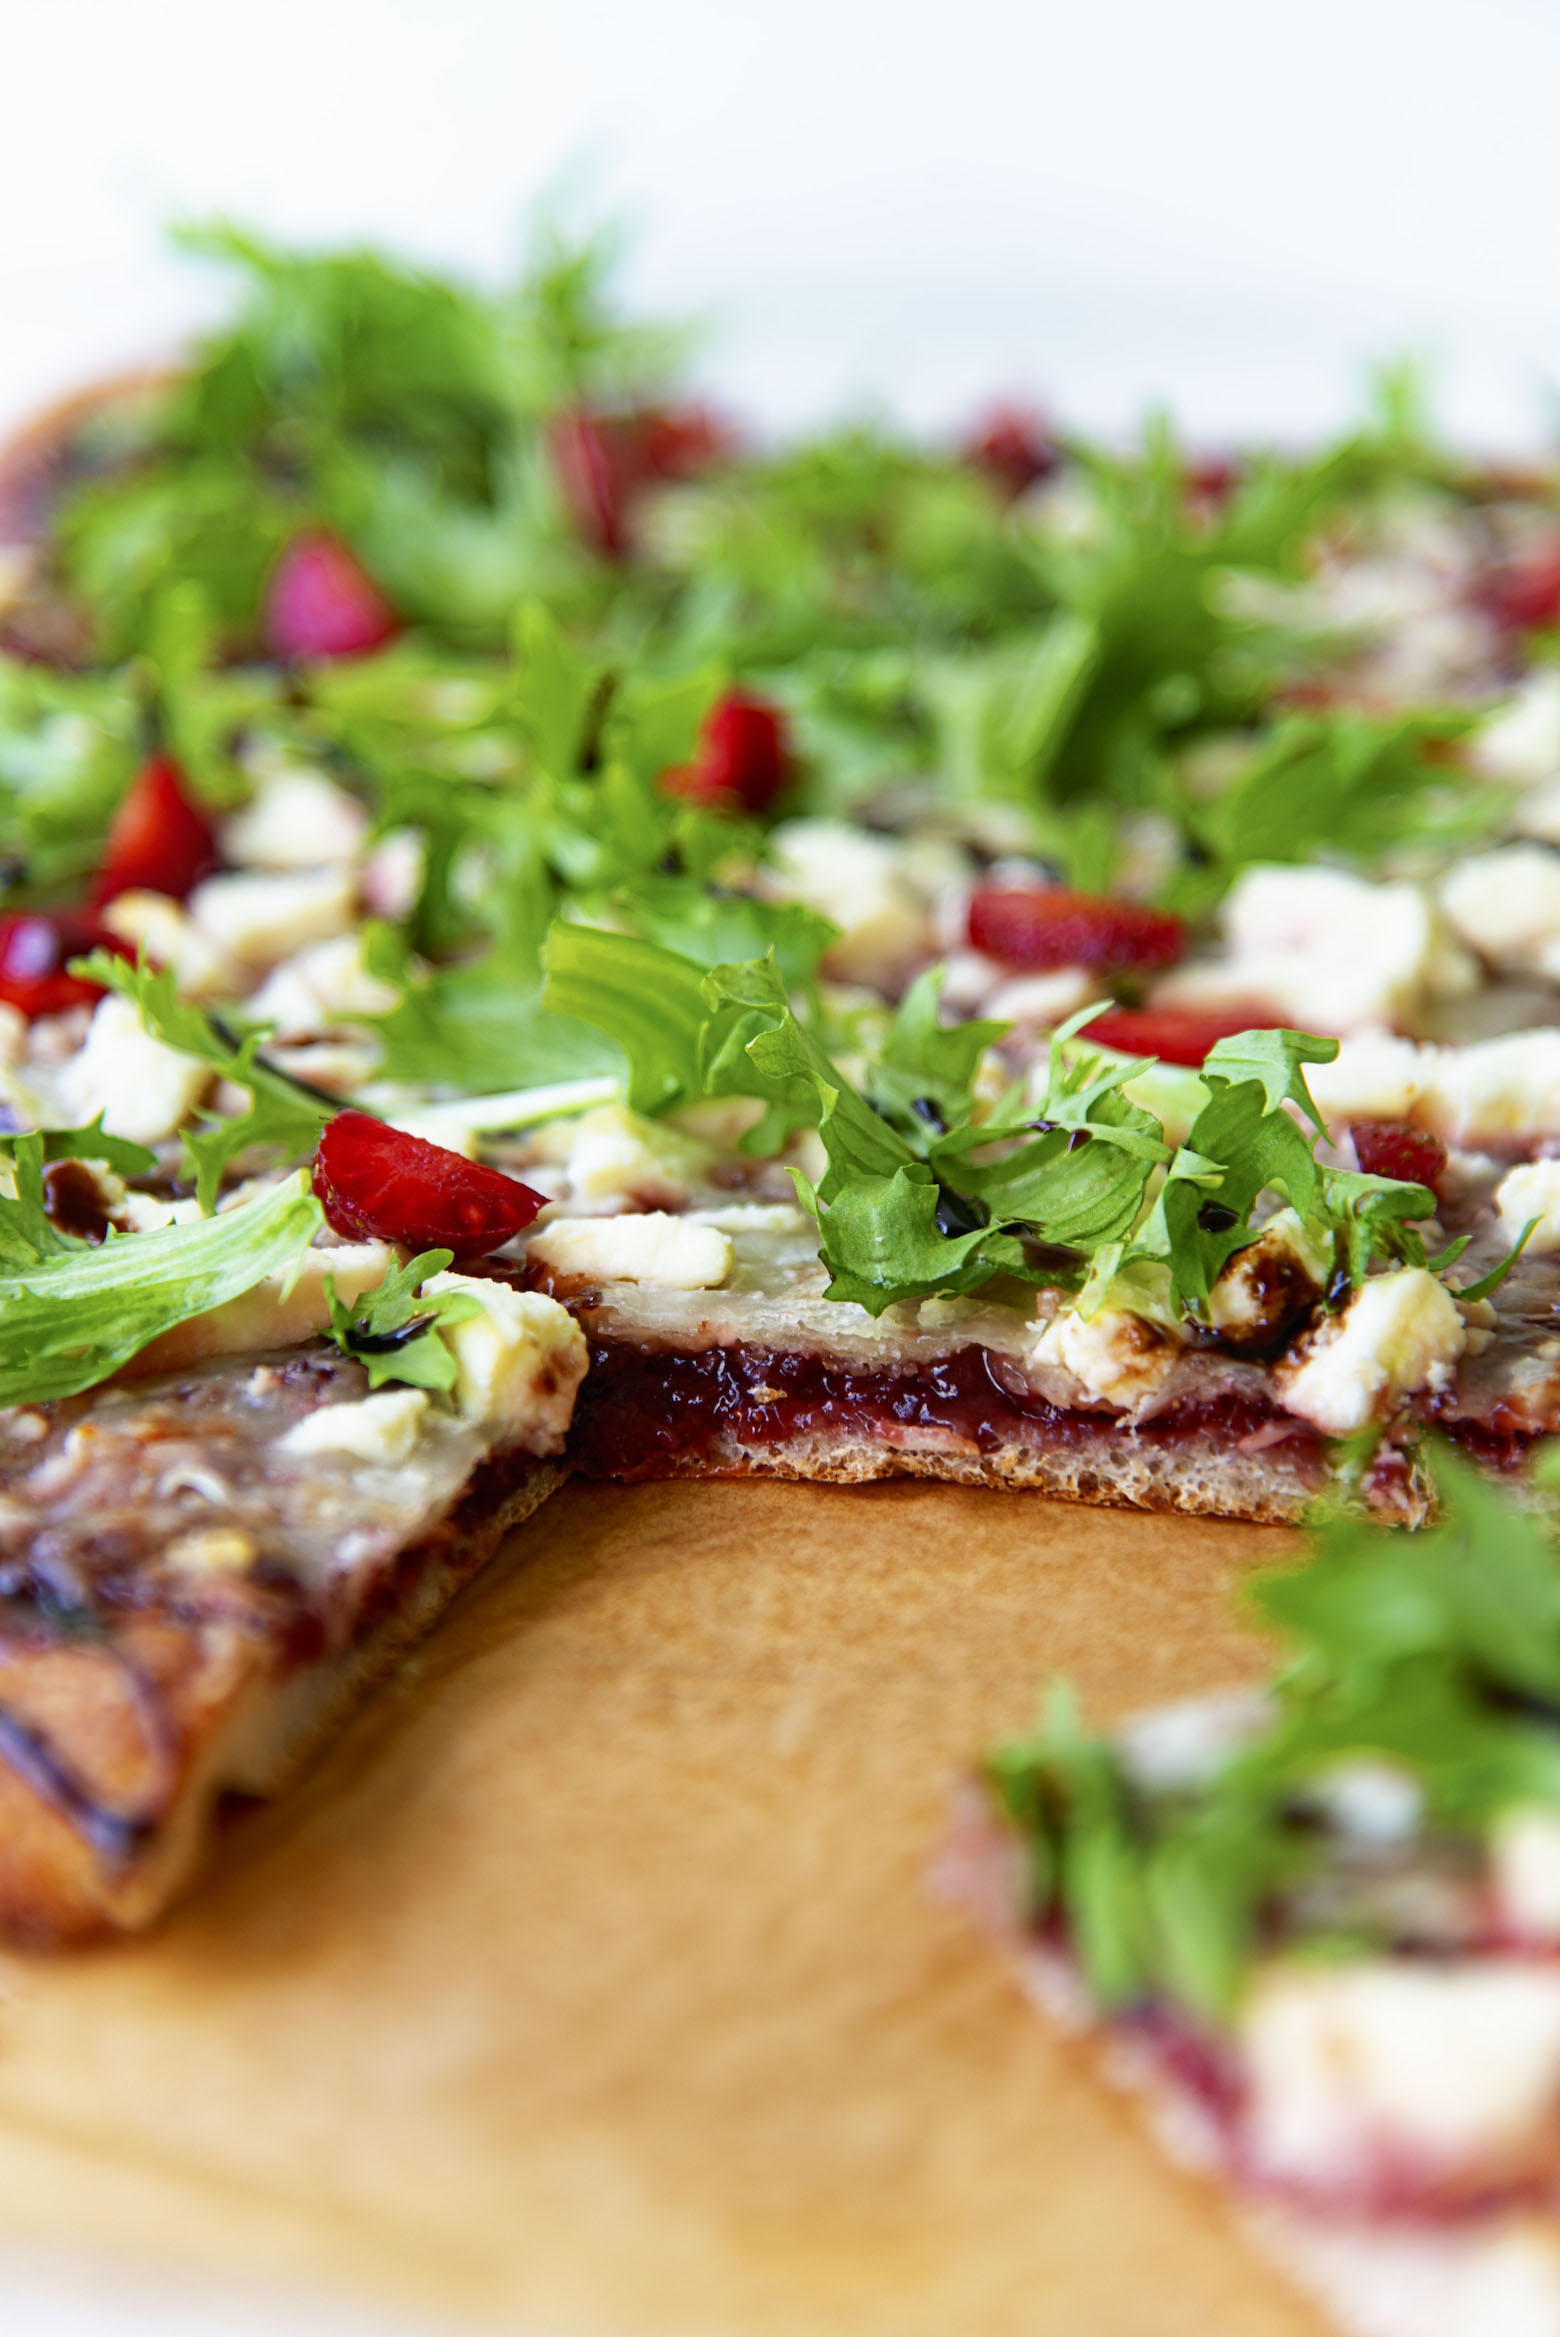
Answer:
[0,1479,1326,2335]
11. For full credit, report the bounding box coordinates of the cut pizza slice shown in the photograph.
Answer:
[941,1454,1560,2337]
[0,1122,586,1944]
[459,929,1553,1527]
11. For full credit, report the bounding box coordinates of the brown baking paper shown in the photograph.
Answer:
[0,1479,1328,2335]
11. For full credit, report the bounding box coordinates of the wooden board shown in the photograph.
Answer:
[0,1479,1328,2335]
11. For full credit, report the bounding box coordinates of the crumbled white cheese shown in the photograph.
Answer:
[59,993,213,1144]
[1472,670,1560,787]
[188,865,358,969]
[1117,1689,1268,1793]
[99,891,234,999]
[1304,1033,1430,1125]
[163,1528,258,1575]
[1206,1208,1330,1346]
[1157,864,1478,1036]
[1417,1031,1560,1146]
[420,1273,587,1443]
[117,1191,203,1234]
[220,767,368,870]
[1308,1758,1424,1846]
[1031,1303,1181,1410]
[1275,1266,1465,1434]
[243,932,402,1036]
[983,967,1100,1027]
[528,1212,734,1291]
[548,1102,708,1212]
[1495,1158,1560,1254]
[1492,1808,1560,1943]
[1441,846,1560,979]
[279,1388,431,1465]
[1242,1959,1560,2189]
[767,818,928,987]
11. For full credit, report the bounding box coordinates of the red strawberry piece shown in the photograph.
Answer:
[967,884,1185,977]
[1185,454,1241,510]
[90,754,218,908]
[661,690,790,815]
[1083,1006,1284,1067]
[312,1109,546,1255]
[1477,546,1560,636]
[0,909,124,1020]
[640,404,734,481]
[264,532,400,664]
[962,404,1060,499]
[547,409,641,558]
[1348,1120,1448,1193]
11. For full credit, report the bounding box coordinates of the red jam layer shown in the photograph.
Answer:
[568,1338,1296,1481]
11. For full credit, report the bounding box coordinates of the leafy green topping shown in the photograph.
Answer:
[546,929,1473,1320]
[322,1248,482,1393]
[74,953,332,1209]
[0,1158,321,1403]
[0,1118,156,1178]
[986,1452,1560,2025]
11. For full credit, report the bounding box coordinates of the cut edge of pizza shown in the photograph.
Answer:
[940,1457,1560,2337]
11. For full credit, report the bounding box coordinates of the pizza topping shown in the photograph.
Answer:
[220,766,369,872]
[89,755,217,910]
[1085,1005,1279,1066]
[0,1152,322,1403]
[967,883,1185,976]
[961,404,1059,498]
[1495,1158,1560,1255]
[278,1385,432,1465]
[312,1108,545,1254]
[529,1211,734,1292]
[420,1270,587,1443]
[661,690,789,814]
[263,531,399,664]
[187,864,358,969]
[59,991,215,1144]
[1275,1266,1466,1434]
[1348,1119,1448,1191]
[0,908,120,1019]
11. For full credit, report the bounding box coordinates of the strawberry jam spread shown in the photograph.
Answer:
[567,1337,1307,1481]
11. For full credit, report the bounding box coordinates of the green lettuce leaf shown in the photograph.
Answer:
[0,1164,321,1403]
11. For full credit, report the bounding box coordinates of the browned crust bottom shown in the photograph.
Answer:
[0,1458,564,1949]
[582,1426,1326,1526]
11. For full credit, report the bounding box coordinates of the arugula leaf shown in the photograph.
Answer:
[0,1168,321,1404]
[0,1118,156,1178]
[74,953,332,1209]
[323,1247,482,1392]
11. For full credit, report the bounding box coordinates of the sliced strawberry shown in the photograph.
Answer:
[962,405,1059,499]
[0,909,124,1019]
[90,754,217,909]
[968,884,1185,977]
[1349,1120,1447,1193]
[1477,546,1560,635]
[1082,1006,1283,1067]
[547,409,639,558]
[312,1110,545,1255]
[661,690,790,815]
[264,532,400,664]
[1185,453,1241,511]
[550,404,733,559]
[640,403,735,481]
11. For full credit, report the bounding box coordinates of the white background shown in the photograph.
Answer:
[0,0,1554,2327]
[5,0,1560,454]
